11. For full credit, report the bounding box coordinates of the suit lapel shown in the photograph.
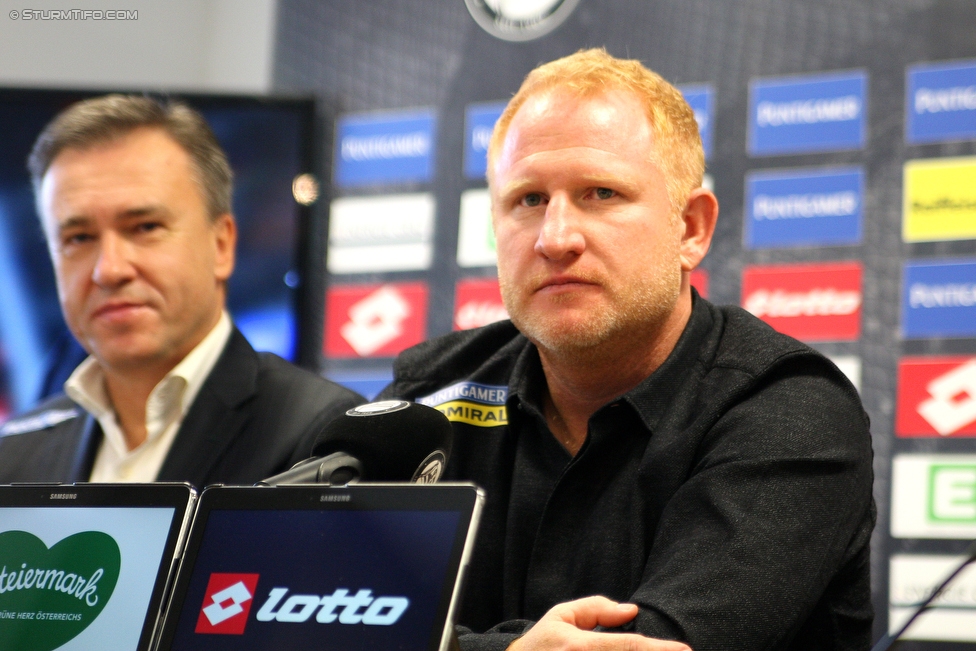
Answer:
[156,329,259,487]
[68,413,102,481]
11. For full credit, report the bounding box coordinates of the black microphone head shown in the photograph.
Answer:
[310,400,452,483]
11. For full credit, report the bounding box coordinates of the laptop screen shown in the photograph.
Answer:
[0,483,195,651]
[157,484,483,651]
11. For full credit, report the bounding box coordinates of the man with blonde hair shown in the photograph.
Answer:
[382,49,874,651]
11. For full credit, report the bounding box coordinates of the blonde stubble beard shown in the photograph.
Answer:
[498,260,683,365]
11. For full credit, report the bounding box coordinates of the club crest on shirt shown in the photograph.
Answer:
[418,381,508,427]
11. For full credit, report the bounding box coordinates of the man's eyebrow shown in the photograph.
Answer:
[56,215,93,233]
[118,205,168,219]
[498,174,642,199]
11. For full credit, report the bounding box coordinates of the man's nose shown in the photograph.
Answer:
[534,194,585,260]
[91,231,136,287]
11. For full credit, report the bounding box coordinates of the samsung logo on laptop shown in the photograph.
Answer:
[745,166,863,248]
[334,110,437,188]
[907,59,976,144]
[903,259,976,338]
[749,70,867,155]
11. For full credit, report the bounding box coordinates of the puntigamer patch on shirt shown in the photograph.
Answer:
[418,381,508,427]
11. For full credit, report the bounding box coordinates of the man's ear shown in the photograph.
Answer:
[678,188,718,272]
[213,213,237,282]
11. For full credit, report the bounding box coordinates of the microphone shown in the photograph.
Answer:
[258,400,452,486]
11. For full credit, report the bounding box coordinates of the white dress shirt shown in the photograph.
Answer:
[65,312,233,482]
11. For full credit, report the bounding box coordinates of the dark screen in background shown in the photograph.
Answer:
[0,91,312,421]
[170,509,461,651]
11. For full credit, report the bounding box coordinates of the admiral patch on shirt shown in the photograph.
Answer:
[417,381,508,427]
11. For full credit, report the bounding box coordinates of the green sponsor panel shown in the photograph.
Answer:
[927,464,976,523]
[0,531,121,651]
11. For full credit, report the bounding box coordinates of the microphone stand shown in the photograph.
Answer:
[871,538,976,651]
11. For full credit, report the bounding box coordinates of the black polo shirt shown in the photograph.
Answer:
[380,294,875,651]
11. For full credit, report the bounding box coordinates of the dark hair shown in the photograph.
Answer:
[28,94,233,218]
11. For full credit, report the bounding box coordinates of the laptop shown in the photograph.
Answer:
[155,483,484,651]
[0,482,197,651]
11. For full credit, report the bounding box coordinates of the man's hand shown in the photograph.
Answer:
[508,596,691,651]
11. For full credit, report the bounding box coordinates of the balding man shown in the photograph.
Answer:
[382,50,874,651]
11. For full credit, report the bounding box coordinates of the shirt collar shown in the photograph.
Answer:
[65,311,234,441]
[508,292,714,433]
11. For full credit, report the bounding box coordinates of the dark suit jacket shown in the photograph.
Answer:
[0,329,364,488]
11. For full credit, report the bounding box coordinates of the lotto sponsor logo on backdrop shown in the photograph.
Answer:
[454,278,508,330]
[902,157,976,242]
[896,357,976,437]
[464,102,506,180]
[744,167,863,248]
[889,554,976,642]
[327,194,435,274]
[891,454,976,538]
[907,59,976,144]
[748,70,867,156]
[741,262,862,341]
[902,259,976,338]
[324,283,428,358]
[334,110,437,187]
[677,84,714,161]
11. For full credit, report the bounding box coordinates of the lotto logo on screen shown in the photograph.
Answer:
[741,262,862,341]
[896,357,976,437]
[324,283,428,358]
[195,573,260,635]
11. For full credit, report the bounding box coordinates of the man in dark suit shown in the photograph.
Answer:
[0,95,362,487]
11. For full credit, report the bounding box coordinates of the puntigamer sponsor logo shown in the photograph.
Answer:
[907,60,976,144]
[334,110,437,187]
[902,260,976,338]
[340,132,430,161]
[745,167,863,248]
[756,95,861,127]
[752,191,858,219]
[0,530,121,650]
[419,381,508,427]
[749,70,867,155]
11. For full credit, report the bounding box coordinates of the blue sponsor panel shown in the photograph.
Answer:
[334,109,437,187]
[907,60,976,144]
[903,259,976,338]
[678,84,714,161]
[745,166,863,248]
[464,102,506,180]
[749,71,867,155]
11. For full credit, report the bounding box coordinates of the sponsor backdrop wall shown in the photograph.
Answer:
[273,0,976,646]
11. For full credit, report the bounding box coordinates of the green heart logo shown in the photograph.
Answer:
[0,531,121,651]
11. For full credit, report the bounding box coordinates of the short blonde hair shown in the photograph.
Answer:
[487,48,704,214]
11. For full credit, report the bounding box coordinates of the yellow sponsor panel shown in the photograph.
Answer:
[903,157,976,242]
[434,400,508,427]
